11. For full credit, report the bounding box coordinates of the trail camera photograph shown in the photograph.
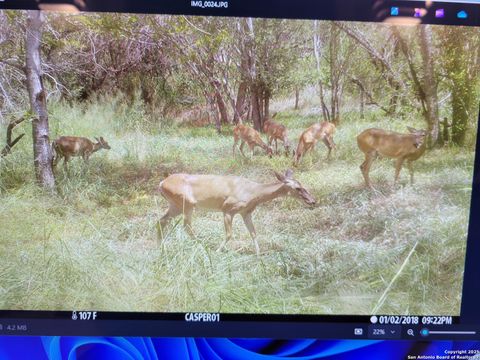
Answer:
[0,10,478,316]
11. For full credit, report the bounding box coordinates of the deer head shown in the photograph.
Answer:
[274,169,316,205]
[95,137,111,150]
[406,127,428,149]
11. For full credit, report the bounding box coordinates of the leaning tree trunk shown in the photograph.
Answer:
[250,82,263,131]
[233,81,248,124]
[212,80,229,125]
[1,118,26,158]
[294,87,300,110]
[419,26,440,146]
[359,87,365,120]
[313,21,330,122]
[26,10,55,190]
[263,89,270,122]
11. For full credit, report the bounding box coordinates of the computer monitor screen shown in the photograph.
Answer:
[1,0,480,341]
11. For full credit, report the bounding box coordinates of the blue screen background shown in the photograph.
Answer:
[0,337,478,359]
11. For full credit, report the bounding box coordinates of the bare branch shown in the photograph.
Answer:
[1,117,26,157]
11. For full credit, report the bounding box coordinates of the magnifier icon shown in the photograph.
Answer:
[407,329,414,336]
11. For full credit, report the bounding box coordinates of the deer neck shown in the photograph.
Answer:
[408,138,427,160]
[248,182,288,208]
[413,139,427,154]
[92,143,102,153]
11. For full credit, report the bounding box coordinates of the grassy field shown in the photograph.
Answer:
[0,97,474,315]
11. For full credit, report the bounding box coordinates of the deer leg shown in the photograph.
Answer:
[63,156,70,174]
[322,137,333,160]
[183,206,195,238]
[242,212,259,256]
[84,152,92,164]
[53,153,61,167]
[157,206,181,239]
[360,152,376,188]
[394,158,405,186]
[407,160,415,185]
[275,139,279,155]
[239,141,248,158]
[218,212,233,252]
[249,143,255,158]
[233,137,238,157]
[267,135,273,147]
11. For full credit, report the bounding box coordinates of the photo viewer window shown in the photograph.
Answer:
[1,0,480,356]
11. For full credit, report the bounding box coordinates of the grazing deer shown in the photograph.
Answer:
[263,118,291,156]
[233,124,273,158]
[52,136,111,171]
[293,122,336,166]
[357,127,428,188]
[157,169,316,255]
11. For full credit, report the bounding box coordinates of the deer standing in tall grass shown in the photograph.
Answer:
[52,136,111,171]
[263,117,291,156]
[233,124,273,158]
[293,122,336,166]
[157,169,316,255]
[357,127,428,188]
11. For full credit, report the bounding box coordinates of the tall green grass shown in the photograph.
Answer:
[0,98,474,315]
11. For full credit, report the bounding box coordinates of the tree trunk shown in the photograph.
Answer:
[294,87,300,110]
[233,81,248,124]
[394,26,440,146]
[441,28,477,146]
[263,92,270,122]
[26,10,55,191]
[251,82,262,131]
[419,26,439,146]
[451,89,470,146]
[244,18,263,131]
[360,88,365,120]
[212,80,229,125]
[313,21,330,122]
[206,91,221,134]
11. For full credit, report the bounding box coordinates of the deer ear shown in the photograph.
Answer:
[285,169,294,179]
[407,126,417,134]
[274,171,285,182]
[94,137,100,142]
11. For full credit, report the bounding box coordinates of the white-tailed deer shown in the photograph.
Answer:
[263,119,291,156]
[157,169,316,255]
[293,122,336,166]
[357,127,427,188]
[52,136,111,171]
[233,124,273,158]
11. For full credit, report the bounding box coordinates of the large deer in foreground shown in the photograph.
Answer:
[293,122,336,166]
[263,117,291,156]
[157,169,316,255]
[357,127,427,188]
[52,136,111,171]
[233,124,273,158]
